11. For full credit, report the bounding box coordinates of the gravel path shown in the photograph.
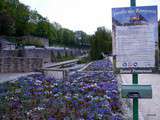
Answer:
[121,74,160,120]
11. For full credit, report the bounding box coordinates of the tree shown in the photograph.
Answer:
[57,28,75,47]
[61,28,75,46]
[0,0,17,36]
[74,31,90,48]
[0,0,91,48]
[0,11,15,36]
[47,23,58,45]
[15,3,31,36]
[90,27,112,60]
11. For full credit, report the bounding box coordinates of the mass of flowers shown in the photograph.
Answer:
[0,59,125,120]
[85,59,113,71]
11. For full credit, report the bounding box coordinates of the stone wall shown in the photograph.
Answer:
[49,48,85,57]
[0,48,86,63]
[24,48,82,63]
[24,49,51,63]
[0,37,16,50]
[0,57,42,73]
[0,48,86,73]
[0,49,51,63]
[0,50,19,57]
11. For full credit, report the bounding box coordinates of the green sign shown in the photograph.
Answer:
[121,85,152,98]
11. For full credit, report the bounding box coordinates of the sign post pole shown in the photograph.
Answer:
[131,0,136,6]
[113,1,157,119]
[131,1,138,120]
[133,73,138,120]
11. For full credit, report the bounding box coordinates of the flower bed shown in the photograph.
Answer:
[85,59,113,71]
[0,59,124,120]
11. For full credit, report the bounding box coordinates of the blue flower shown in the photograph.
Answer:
[112,114,123,120]
[48,116,56,120]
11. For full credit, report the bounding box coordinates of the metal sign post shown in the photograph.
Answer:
[131,0,136,6]
[131,0,138,120]
[133,73,138,120]
[112,0,156,119]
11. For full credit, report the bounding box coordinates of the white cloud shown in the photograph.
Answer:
[20,0,159,34]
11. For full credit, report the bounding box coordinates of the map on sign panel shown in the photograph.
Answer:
[112,6,158,73]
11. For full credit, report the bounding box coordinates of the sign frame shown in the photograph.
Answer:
[112,6,159,74]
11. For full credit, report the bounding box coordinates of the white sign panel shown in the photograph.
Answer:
[112,6,158,73]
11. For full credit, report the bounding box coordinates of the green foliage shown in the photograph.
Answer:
[74,31,90,48]
[0,0,90,48]
[51,51,75,62]
[0,11,15,36]
[59,55,75,62]
[15,3,31,36]
[61,28,75,46]
[90,27,112,60]
[18,39,44,47]
[78,56,90,64]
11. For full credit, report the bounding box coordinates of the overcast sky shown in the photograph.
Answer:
[19,0,160,34]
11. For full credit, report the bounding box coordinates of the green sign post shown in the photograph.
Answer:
[131,0,136,6]
[133,74,138,120]
[112,0,156,119]
[131,0,138,120]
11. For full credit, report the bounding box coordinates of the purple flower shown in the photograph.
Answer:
[112,114,123,120]
[48,116,56,120]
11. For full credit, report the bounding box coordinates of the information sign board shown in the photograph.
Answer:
[112,6,158,73]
